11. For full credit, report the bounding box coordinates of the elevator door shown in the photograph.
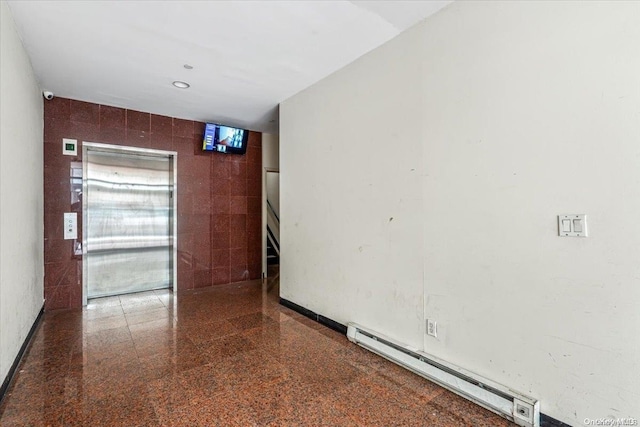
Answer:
[86,150,172,299]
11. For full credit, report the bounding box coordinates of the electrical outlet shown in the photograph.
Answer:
[426,319,437,337]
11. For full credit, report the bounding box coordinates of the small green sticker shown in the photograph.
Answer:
[65,143,75,151]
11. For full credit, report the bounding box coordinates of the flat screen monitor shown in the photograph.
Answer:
[202,123,248,154]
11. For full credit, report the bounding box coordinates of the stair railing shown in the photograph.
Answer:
[266,199,280,255]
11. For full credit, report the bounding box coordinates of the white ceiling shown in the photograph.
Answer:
[7,0,451,133]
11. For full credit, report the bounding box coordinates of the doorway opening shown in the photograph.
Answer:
[82,143,177,305]
[263,168,279,292]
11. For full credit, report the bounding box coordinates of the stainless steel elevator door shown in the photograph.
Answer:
[86,150,172,299]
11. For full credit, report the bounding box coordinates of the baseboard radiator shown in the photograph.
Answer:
[346,323,540,427]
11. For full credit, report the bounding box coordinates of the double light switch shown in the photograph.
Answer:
[558,214,587,237]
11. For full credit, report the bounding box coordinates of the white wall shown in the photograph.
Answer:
[0,0,44,385]
[280,1,640,424]
[281,22,425,349]
[262,132,279,170]
[263,132,280,216]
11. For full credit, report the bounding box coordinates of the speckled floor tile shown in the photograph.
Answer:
[197,333,257,361]
[125,306,170,326]
[122,299,167,314]
[208,348,289,394]
[129,314,177,331]
[82,313,129,334]
[83,324,132,347]
[0,371,67,426]
[0,277,517,427]
[153,393,256,427]
[83,304,125,321]
[181,319,240,347]
[132,332,182,359]
[137,340,209,381]
[327,375,443,427]
[227,311,278,331]
[63,384,159,426]
[241,379,361,427]
[427,389,516,427]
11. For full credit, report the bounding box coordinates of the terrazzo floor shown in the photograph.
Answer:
[0,277,516,426]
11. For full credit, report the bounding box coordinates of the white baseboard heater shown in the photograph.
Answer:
[346,323,540,427]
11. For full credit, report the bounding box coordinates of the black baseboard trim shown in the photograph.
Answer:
[317,314,347,334]
[279,298,347,334]
[0,305,44,405]
[541,413,573,427]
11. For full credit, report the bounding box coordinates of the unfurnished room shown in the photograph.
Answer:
[0,1,638,426]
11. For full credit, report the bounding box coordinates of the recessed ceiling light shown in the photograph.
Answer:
[172,81,190,89]
[183,64,193,70]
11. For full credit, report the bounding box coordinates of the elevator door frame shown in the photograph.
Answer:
[82,142,178,306]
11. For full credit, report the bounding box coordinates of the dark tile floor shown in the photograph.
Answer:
[0,277,515,426]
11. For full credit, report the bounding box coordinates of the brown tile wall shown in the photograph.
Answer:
[44,98,262,310]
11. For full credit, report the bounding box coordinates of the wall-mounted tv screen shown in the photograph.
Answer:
[202,123,248,154]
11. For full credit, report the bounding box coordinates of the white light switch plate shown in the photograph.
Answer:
[558,214,587,237]
[64,212,77,240]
